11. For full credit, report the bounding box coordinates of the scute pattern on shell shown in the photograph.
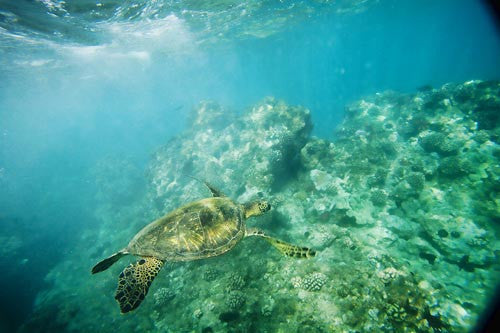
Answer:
[128,197,245,261]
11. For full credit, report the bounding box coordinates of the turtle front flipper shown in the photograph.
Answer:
[188,176,226,197]
[246,228,316,259]
[203,180,226,197]
[115,257,164,313]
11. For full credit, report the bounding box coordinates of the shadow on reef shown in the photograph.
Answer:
[21,81,500,333]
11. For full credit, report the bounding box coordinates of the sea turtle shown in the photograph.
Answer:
[92,180,316,313]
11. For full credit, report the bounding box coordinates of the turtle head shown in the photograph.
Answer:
[243,200,271,219]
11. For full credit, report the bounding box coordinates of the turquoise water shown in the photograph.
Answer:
[1,1,500,332]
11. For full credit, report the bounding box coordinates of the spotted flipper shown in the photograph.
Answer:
[246,228,316,258]
[115,257,164,313]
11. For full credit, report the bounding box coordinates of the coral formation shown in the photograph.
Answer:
[225,291,246,310]
[226,272,246,291]
[370,189,388,207]
[294,272,327,291]
[419,131,460,156]
[21,81,500,333]
[153,287,175,306]
[202,267,218,282]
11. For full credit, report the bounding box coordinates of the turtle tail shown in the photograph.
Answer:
[92,251,126,274]
[115,257,164,313]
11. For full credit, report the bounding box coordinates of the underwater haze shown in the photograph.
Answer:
[1,0,500,332]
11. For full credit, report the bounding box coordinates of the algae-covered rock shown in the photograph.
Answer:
[148,97,312,213]
[300,138,336,171]
[187,100,235,130]
[328,80,500,331]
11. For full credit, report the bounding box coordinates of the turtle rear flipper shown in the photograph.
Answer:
[115,257,164,313]
[246,228,316,258]
[92,251,126,274]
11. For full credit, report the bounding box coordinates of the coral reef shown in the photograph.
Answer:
[21,81,500,333]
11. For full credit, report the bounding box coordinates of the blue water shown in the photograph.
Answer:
[1,0,499,331]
